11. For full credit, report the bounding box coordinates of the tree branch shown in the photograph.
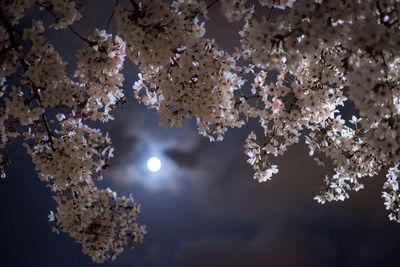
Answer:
[36,1,95,46]
[207,0,219,9]
[235,94,261,106]
[0,9,55,147]
[129,0,140,13]
[0,10,29,70]
[266,7,274,21]
[106,0,119,32]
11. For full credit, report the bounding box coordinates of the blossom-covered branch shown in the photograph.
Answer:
[0,0,399,263]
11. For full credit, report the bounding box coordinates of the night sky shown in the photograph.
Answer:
[1,1,400,266]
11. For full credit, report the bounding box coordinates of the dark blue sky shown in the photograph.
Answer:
[1,1,400,266]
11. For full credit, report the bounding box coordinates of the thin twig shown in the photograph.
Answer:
[207,0,219,9]
[266,7,274,21]
[36,1,94,45]
[41,113,55,146]
[235,94,261,106]
[129,0,140,13]
[106,0,119,32]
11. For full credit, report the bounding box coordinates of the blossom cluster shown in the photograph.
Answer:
[244,131,279,182]
[383,165,400,222]
[115,0,207,73]
[21,20,84,110]
[44,0,81,29]
[236,0,399,218]
[51,185,145,263]
[219,0,248,22]
[3,0,81,27]
[117,0,244,140]
[76,29,126,122]
[133,38,245,140]
[0,4,144,263]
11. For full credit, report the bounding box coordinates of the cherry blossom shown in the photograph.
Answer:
[0,0,399,263]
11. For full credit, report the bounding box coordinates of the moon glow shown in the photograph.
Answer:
[147,157,161,172]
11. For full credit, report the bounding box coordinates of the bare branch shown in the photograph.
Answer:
[106,0,119,32]
[207,0,219,9]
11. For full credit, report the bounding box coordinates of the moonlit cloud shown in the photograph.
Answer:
[105,107,204,193]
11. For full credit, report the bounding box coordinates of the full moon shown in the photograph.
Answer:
[147,157,161,172]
